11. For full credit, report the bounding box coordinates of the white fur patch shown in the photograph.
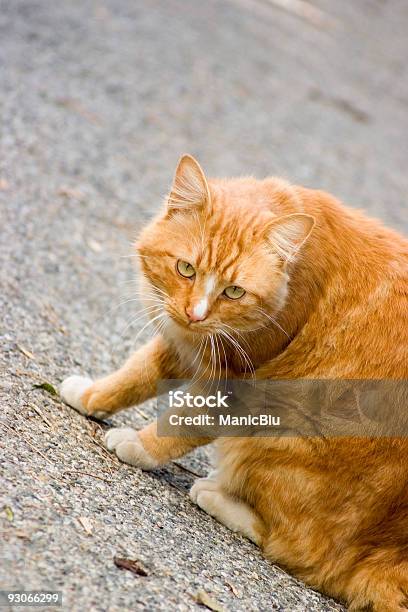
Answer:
[193,298,208,320]
[60,375,93,414]
[189,476,261,544]
[189,476,219,503]
[205,274,216,295]
[104,427,158,470]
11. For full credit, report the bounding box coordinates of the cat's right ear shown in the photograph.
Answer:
[166,154,210,214]
[265,213,315,263]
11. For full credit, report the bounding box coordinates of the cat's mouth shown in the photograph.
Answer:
[165,308,213,334]
[174,316,212,334]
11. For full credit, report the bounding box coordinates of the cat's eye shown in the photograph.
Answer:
[224,285,246,300]
[177,260,196,278]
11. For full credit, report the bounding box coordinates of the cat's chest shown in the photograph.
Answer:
[195,339,264,377]
[193,343,255,378]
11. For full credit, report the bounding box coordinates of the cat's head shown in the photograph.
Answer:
[136,155,314,340]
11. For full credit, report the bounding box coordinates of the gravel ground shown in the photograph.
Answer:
[1,1,407,610]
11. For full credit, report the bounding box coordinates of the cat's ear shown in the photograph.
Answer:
[265,213,315,262]
[167,154,210,213]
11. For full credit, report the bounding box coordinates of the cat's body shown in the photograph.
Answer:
[61,156,408,611]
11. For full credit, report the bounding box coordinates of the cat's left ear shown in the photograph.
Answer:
[265,213,315,262]
[167,154,211,214]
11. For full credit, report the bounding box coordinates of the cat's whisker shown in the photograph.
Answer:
[118,278,145,287]
[216,332,229,393]
[190,335,209,386]
[118,278,137,284]
[190,336,206,370]
[255,307,290,339]
[219,321,253,351]
[208,333,221,393]
[130,313,168,389]
[119,312,163,343]
[211,333,220,392]
[180,335,205,381]
[119,283,169,297]
[228,339,255,382]
[199,335,215,392]
[130,312,167,348]
[116,296,164,308]
[119,302,164,320]
[122,289,163,303]
[218,326,255,381]
[206,335,215,394]
[145,284,170,299]
[218,332,228,383]
[117,267,169,298]
[210,334,218,392]
[93,293,163,330]
[118,287,169,307]
[196,336,209,382]
[219,328,246,372]
[119,307,164,341]
[214,333,224,391]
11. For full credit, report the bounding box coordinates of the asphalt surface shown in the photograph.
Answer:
[1,1,407,610]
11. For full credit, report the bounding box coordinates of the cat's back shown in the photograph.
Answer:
[263,187,408,380]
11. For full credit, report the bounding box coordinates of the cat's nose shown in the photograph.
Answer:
[185,301,208,322]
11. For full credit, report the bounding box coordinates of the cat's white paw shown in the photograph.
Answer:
[104,427,158,470]
[190,476,261,544]
[189,476,220,504]
[60,375,93,414]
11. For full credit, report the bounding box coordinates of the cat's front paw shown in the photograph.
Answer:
[60,375,111,419]
[189,476,220,505]
[60,375,94,415]
[104,427,158,470]
[190,477,226,520]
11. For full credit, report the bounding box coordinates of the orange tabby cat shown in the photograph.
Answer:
[61,155,408,611]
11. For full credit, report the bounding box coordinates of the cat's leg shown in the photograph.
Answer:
[62,339,212,467]
[101,374,215,467]
[60,335,176,418]
[189,474,264,545]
